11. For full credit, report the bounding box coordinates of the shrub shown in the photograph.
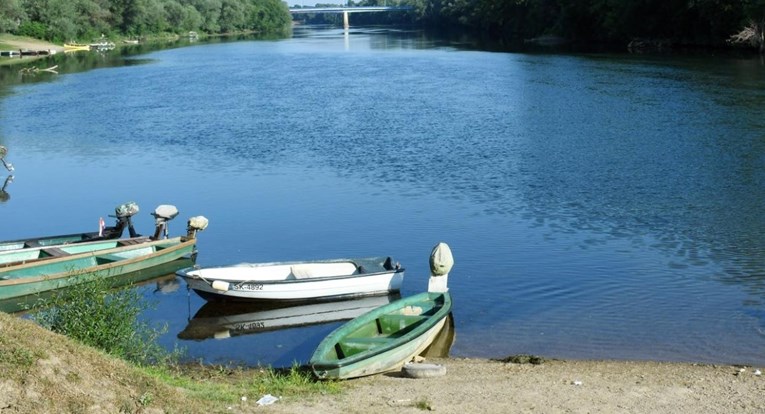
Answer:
[32,276,181,366]
[16,21,47,39]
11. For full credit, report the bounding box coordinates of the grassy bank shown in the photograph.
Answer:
[0,311,342,413]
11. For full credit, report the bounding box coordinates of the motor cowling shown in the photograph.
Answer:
[151,204,179,240]
[115,201,139,218]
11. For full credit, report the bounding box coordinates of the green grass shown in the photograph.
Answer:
[413,397,434,410]
[143,362,343,407]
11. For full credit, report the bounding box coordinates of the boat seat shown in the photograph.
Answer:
[338,337,391,355]
[343,337,390,344]
[41,247,69,257]
[118,238,150,246]
[95,253,127,263]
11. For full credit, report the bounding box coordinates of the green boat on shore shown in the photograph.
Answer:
[309,291,452,380]
[309,242,455,380]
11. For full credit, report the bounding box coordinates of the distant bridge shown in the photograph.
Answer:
[289,6,414,29]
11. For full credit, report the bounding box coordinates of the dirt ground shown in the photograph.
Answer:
[3,307,764,414]
[267,357,765,414]
[0,37,64,53]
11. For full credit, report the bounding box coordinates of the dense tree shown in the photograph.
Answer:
[406,0,762,51]
[0,0,26,33]
[4,0,291,41]
[2,0,764,52]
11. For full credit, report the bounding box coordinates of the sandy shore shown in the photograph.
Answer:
[264,357,765,414]
[0,36,64,53]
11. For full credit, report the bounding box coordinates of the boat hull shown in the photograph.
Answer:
[310,291,453,380]
[0,237,196,301]
[177,257,404,302]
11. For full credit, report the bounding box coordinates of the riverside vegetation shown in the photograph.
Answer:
[1,1,764,52]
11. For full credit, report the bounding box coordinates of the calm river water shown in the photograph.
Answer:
[1,26,764,368]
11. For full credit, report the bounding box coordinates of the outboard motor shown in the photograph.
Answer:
[0,145,14,172]
[151,204,179,240]
[186,216,209,239]
[103,201,140,239]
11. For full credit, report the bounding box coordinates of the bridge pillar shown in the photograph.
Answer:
[343,11,349,30]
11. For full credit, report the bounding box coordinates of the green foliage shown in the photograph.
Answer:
[10,0,292,41]
[408,0,760,48]
[32,276,181,366]
[413,397,433,410]
[17,21,47,39]
[0,0,26,33]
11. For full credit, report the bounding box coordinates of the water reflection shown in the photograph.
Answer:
[0,175,12,203]
[0,145,13,172]
[179,294,400,341]
[421,313,456,358]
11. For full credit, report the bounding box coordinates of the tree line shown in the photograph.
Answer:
[1,0,764,52]
[403,0,765,51]
[0,0,292,43]
[311,0,765,52]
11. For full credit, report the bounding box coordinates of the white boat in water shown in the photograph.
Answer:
[176,256,404,302]
[178,294,399,340]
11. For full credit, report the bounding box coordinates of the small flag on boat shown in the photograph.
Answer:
[98,217,105,236]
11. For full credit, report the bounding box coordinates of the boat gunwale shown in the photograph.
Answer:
[176,256,404,285]
[0,236,153,265]
[181,267,404,285]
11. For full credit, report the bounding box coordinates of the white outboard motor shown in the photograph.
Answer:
[151,204,179,240]
[428,242,454,293]
[186,215,209,239]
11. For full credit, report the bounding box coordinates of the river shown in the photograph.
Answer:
[1,26,764,368]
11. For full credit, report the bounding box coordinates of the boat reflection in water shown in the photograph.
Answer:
[421,312,456,358]
[179,295,405,341]
[0,175,12,203]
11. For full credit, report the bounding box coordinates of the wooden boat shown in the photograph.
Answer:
[177,256,404,302]
[0,257,193,314]
[309,242,455,380]
[0,211,208,302]
[0,201,142,253]
[178,294,399,340]
[309,291,452,379]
